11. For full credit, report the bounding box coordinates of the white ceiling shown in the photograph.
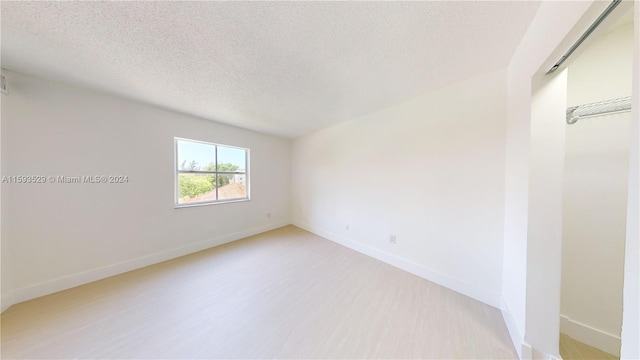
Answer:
[1,1,541,138]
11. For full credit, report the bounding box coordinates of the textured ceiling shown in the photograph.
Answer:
[1,1,540,138]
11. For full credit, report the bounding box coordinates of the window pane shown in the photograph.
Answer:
[177,173,217,204]
[177,140,216,172]
[217,173,247,201]
[217,146,246,172]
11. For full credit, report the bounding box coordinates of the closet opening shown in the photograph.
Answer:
[559,7,634,359]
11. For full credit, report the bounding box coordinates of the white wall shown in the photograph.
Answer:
[0,71,291,310]
[0,74,6,312]
[561,22,633,356]
[501,1,598,358]
[292,69,508,307]
[620,3,640,359]
[526,70,569,359]
[568,22,634,103]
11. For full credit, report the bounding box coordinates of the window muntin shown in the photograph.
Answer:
[175,138,249,207]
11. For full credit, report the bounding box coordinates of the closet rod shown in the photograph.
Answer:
[547,0,622,74]
[566,96,631,124]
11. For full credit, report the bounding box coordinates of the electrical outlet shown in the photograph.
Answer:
[267,212,271,218]
[1,74,8,95]
[346,224,350,231]
[390,235,397,244]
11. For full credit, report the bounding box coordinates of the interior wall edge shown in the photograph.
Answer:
[291,220,501,309]
[620,2,640,358]
[0,220,291,313]
[559,314,621,356]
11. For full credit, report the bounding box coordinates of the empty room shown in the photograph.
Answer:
[1,1,638,359]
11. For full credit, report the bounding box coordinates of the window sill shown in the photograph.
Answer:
[174,197,250,209]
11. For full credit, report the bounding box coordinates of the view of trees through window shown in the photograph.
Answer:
[175,139,248,205]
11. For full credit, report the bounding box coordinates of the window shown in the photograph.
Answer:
[174,138,249,207]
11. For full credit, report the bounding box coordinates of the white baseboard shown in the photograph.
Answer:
[560,314,620,356]
[1,291,14,312]
[292,220,501,308]
[521,343,533,360]
[500,304,617,359]
[1,220,290,313]
[501,298,527,359]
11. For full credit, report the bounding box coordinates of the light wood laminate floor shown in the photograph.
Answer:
[560,333,618,360]
[1,225,517,359]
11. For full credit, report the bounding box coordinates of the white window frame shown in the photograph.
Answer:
[174,137,250,208]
